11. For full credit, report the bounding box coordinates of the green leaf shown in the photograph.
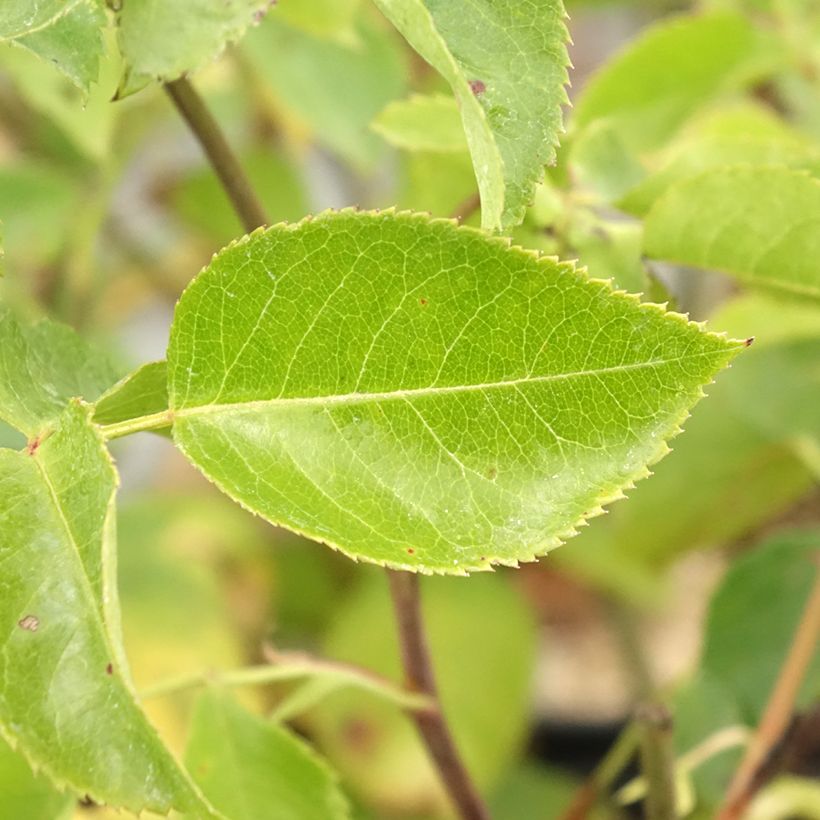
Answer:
[0,735,74,820]
[185,689,349,820]
[573,12,778,154]
[166,211,744,573]
[93,361,170,435]
[310,572,536,811]
[0,0,105,93]
[701,529,820,721]
[277,0,362,41]
[116,0,272,97]
[0,308,118,437]
[644,167,820,299]
[372,93,467,152]
[396,150,478,217]
[0,402,215,815]
[372,0,570,231]
[620,104,820,215]
[242,13,406,172]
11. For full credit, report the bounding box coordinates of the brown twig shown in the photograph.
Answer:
[386,571,491,820]
[717,558,820,820]
[165,76,269,234]
[449,191,481,223]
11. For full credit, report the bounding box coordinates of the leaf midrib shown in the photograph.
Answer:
[172,351,731,414]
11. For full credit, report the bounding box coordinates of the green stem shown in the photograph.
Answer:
[140,655,434,715]
[100,409,174,440]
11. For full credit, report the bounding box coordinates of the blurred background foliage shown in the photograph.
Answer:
[0,0,818,817]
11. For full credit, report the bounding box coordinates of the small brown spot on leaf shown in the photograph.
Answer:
[106,663,113,675]
[744,337,755,347]
[407,548,415,555]
[18,615,39,632]
[342,718,378,754]
[419,298,428,306]
[486,466,498,480]
[469,79,486,96]
[25,437,40,456]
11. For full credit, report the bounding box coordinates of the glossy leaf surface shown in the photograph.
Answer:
[644,167,820,299]
[0,403,214,815]
[186,690,349,820]
[373,0,569,231]
[167,211,743,572]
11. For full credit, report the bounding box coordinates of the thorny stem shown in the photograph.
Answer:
[717,558,820,820]
[165,76,269,234]
[387,571,491,820]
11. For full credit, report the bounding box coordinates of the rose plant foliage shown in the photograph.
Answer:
[0,0,818,818]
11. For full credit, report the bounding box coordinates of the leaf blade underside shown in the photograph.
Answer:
[167,210,744,574]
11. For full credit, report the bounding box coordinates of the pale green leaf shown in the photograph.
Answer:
[0,402,216,815]
[0,308,117,438]
[372,93,467,153]
[620,104,820,215]
[93,361,170,433]
[277,0,361,41]
[242,14,406,172]
[573,12,778,154]
[0,735,74,820]
[166,210,742,573]
[311,572,536,811]
[701,529,820,721]
[185,690,349,820]
[116,0,272,96]
[373,0,570,231]
[396,150,478,217]
[644,167,820,299]
[0,0,105,93]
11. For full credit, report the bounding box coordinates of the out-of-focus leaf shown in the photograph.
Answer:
[748,775,820,820]
[0,0,105,93]
[373,0,570,231]
[116,0,272,97]
[396,150,477,216]
[118,494,259,752]
[166,210,743,573]
[644,167,820,299]
[0,163,77,271]
[243,15,406,171]
[171,149,308,248]
[277,0,361,40]
[0,735,74,820]
[0,402,215,815]
[621,104,820,215]
[701,529,820,721]
[491,764,584,819]
[185,690,350,820]
[0,308,117,437]
[573,12,778,154]
[310,572,537,814]
[372,93,467,152]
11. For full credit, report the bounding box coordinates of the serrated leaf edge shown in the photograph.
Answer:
[169,207,746,576]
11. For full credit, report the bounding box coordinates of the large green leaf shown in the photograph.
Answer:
[310,572,536,812]
[0,0,105,93]
[0,402,215,814]
[644,167,820,299]
[0,308,117,438]
[116,0,272,96]
[164,210,743,573]
[186,690,349,820]
[573,12,777,154]
[373,0,569,231]
[701,529,820,721]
